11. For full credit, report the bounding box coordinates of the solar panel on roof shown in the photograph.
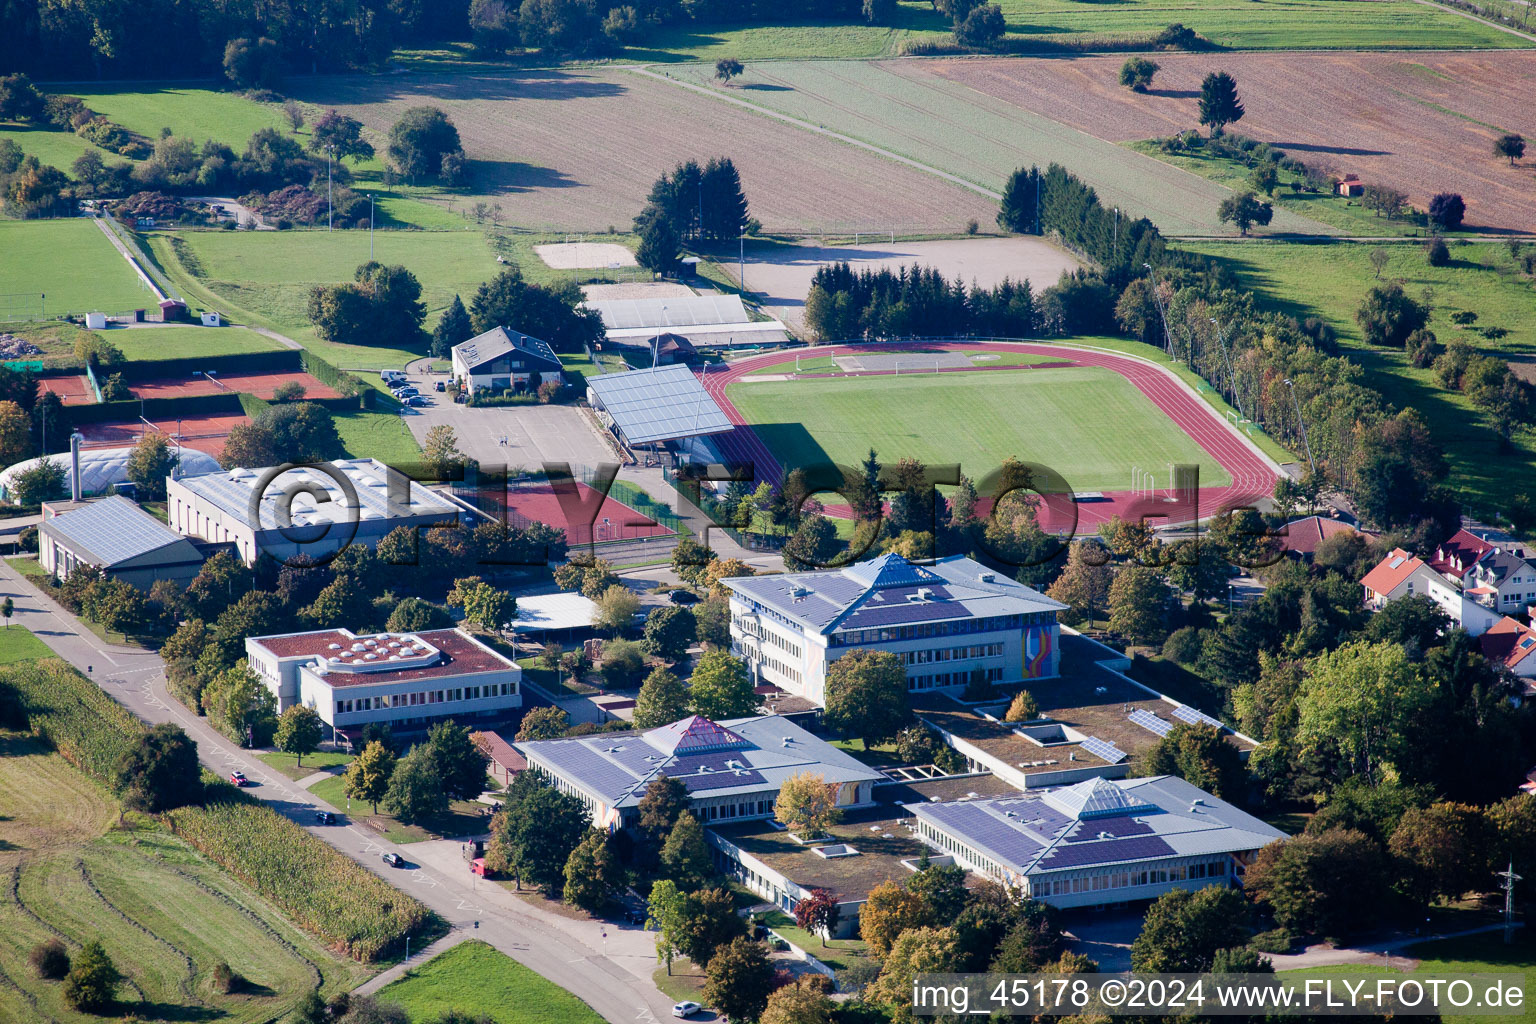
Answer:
[1128,709,1172,737]
[1171,705,1224,730]
[1040,835,1173,868]
[1077,737,1127,764]
[588,295,750,331]
[586,366,734,444]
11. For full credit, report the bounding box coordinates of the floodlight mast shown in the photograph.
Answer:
[1283,378,1315,474]
[1143,263,1176,361]
[1208,317,1245,421]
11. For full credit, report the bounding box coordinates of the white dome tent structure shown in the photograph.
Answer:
[0,445,220,502]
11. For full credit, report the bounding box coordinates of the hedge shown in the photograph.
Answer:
[168,795,435,961]
[62,391,244,427]
[0,658,142,785]
[116,349,301,382]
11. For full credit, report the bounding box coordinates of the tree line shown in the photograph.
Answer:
[634,158,752,276]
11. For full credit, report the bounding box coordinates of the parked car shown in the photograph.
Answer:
[229,770,249,787]
[394,387,419,398]
[404,394,427,407]
[470,857,491,877]
[381,369,405,382]
[435,380,446,392]
[672,1003,702,1019]
[382,852,404,868]
[314,810,336,825]
[668,589,700,606]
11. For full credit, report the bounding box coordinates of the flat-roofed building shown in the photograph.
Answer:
[517,714,884,830]
[909,776,1285,908]
[168,458,459,564]
[722,553,1067,705]
[245,627,521,743]
[39,495,208,589]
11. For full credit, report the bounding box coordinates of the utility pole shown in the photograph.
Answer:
[1209,317,1245,420]
[368,194,374,261]
[739,233,745,295]
[1498,860,1521,944]
[1144,263,1176,362]
[326,145,334,232]
[1283,378,1315,473]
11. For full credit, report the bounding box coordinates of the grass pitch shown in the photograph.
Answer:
[726,364,1232,491]
[378,939,605,1024]
[0,220,154,318]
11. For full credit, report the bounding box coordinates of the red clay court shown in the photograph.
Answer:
[506,481,674,544]
[130,369,338,401]
[79,411,249,458]
[39,375,96,406]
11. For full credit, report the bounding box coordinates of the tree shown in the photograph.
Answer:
[1248,161,1279,196]
[113,723,201,813]
[0,400,30,466]
[387,107,464,184]
[699,157,750,242]
[1428,192,1466,231]
[593,583,640,634]
[344,740,398,813]
[500,781,590,890]
[309,110,374,163]
[1427,235,1450,267]
[1131,886,1250,972]
[793,889,842,947]
[868,926,962,1023]
[704,938,775,1023]
[714,58,744,85]
[860,879,932,957]
[1216,192,1273,236]
[423,424,465,478]
[635,667,690,728]
[201,661,277,745]
[424,720,490,800]
[1,597,12,629]
[387,597,454,633]
[1119,56,1159,92]
[563,828,623,911]
[1046,541,1112,623]
[1389,802,1489,905]
[62,940,121,1013]
[1368,246,1390,279]
[1494,133,1525,164]
[1245,829,1391,937]
[822,648,909,748]
[908,864,968,922]
[223,37,282,89]
[1142,723,1246,800]
[636,216,682,276]
[274,705,322,767]
[761,976,836,1024]
[775,771,842,837]
[1355,281,1429,348]
[1107,565,1169,645]
[600,637,645,688]
[384,744,449,823]
[643,605,696,660]
[468,265,605,353]
[661,811,714,890]
[1003,691,1039,722]
[1198,71,1244,135]
[638,775,691,846]
[1297,640,1437,786]
[688,649,757,720]
[447,577,516,631]
[304,576,373,630]
[648,879,687,975]
[516,705,569,741]
[674,886,746,965]
[671,536,716,585]
[782,513,840,571]
[431,295,474,359]
[29,939,69,980]
[10,457,65,505]
[953,4,1005,48]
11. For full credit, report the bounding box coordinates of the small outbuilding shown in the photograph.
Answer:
[200,311,223,327]
[1336,174,1364,197]
[39,494,207,590]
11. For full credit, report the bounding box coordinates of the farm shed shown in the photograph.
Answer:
[584,295,788,349]
[1336,174,1364,197]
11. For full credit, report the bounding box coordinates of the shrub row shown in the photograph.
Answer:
[0,658,141,785]
[167,795,434,961]
[62,391,244,428]
[117,349,301,382]
[300,351,368,399]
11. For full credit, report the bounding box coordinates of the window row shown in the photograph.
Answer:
[1036,859,1230,897]
[833,614,1041,646]
[701,798,773,821]
[760,655,802,686]
[908,666,1003,692]
[906,642,1004,666]
[335,681,515,715]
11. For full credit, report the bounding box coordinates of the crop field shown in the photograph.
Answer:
[378,939,605,1024]
[0,733,369,1023]
[1183,239,1536,511]
[658,61,1323,238]
[726,365,1232,490]
[921,51,1536,233]
[294,68,999,234]
[0,220,154,318]
[628,0,1526,61]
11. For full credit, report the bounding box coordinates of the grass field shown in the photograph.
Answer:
[0,625,53,664]
[0,732,370,1022]
[727,364,1232,491]
[257,749,354,782]
[106,324,286,360]
[655,61,1324,238]
[308,774,488,844]
[378,939,605,1024]
[334,409,425,464]
[0,220,154,318]
[1183,239,1536,513]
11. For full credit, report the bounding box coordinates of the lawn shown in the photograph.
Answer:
[66,85,292,154]
[378,939,605,1024]
[335,408,424,464]
[653,959,709,1002]
[0,732,371,1022]
[0,122,105,174]
[0,625,53,664]
[257,749,354,782]
[309,773,490,844]
[726,364,1233,492]
[104,324,286,360]
[758,909,876,974]
[0,219,156,318]
[1181,239,1536,513]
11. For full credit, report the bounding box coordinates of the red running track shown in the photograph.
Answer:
[696,342,1279,530]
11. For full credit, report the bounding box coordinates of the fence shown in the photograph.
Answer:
[118,349,301,382]
[62,391,244,428]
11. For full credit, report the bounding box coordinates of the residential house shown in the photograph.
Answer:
[450,327,563,397]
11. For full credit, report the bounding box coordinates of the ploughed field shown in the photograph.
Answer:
[920,51,1536,234]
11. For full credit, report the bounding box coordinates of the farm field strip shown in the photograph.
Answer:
[919,51,1536,234]
[293,69,999,234]
[658,61,1324,237]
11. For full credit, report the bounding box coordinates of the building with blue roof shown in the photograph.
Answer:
[909,776,1285,908]
[517,713,885,830]
[721,553,1068,706]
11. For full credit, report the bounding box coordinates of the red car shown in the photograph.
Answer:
[229,770,249,787]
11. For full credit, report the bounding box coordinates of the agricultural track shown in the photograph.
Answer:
[700,342,1279,530]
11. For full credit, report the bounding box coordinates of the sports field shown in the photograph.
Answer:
[726,365,1232,491]
[0,731,369,1022]
[0,220,154,318]
[108,325,286,360]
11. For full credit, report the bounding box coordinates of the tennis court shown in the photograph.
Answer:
[38,375,96,406]
[79,411,249,457]
[129,369,337,400]
[505,481,674,544]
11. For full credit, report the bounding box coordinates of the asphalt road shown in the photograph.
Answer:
[0,559,677,1024]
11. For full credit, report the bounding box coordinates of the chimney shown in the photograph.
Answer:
[69,432,83,502]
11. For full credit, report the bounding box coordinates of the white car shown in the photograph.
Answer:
[671,1003,701,1019]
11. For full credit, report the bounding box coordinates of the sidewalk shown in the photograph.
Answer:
[352,931,472,996]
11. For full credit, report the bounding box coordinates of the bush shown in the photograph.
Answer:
[1426,236,1450,267]
[17,525,36,552]
[537,378,562,404]
[211,961,244,994]
[1162,626,1204,665]
[1247,928,1295,954]
[29,939,70,980]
